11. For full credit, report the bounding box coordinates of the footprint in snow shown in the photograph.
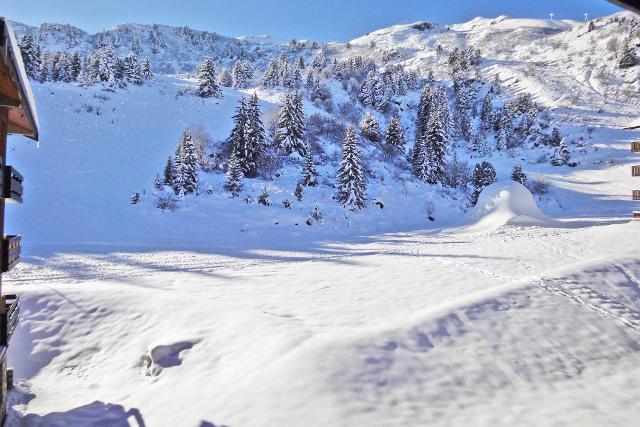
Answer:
[141,341,197,377]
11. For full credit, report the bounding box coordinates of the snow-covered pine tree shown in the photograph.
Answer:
[422,104,448,184]
[69,52,82,81]
[453,79,475,140]
[232,60,253,89]
[258,187,272,206]
[50,53,62,81]
[479,92,494,132]
[131,192,141,204]
[196,58,222,98]
[154,176,163,191]
[336,124,366,210]
[18,33,39,79]
[291,66,302,88]
[511,165,527,185]
[470,161,496,205]
[289,182,302,204]
[174,130,199,195]
[496,107,514,150]
[141,58,153,80]
[37,51,49,82]
[295,56,305,70]
[123,53,143,85]
[490,73,501,94]
[385,114,405,152]
[97,46,119,82]
[549,127,562,146]
[301,149,318,186]
[275,92,306,156]
[262,60,280,88]
[618,38,638,68]
[219,68,233,87]
[415,85,432,142]
[224,152,244,197]
[57,53,73,83]
[359,112,382,142]
[245,93,266,177]
[305,72,315,89]
[551,139,570,166]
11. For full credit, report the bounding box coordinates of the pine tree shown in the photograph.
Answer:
[294,181,304,201]
[196,58,222,98]
[479,93,494,131]
[123,53,142,85]
[618,38,638,69]
[262,60,280,88]
[18,33,38,79]
[413,87,448,183]
[97,46,119,82]
[305,72,315,89]
[131,192,141,204]
[50,52,62,81]
[549,127,562,146]
[232,60,252,89]
[490,73,501,94]
[301,149,318,186]
[470,161,496,205]
[174,130,199,195]
[224,152,244,197]
[496,107,513,150]
[245,93,266,177]
[336,124,366,210]
[295,55,305,69]
[258,187,271,206]
[37,51,49,82]
[587,21,596,32]
[415,85,432,142]
[422,107,448,184]
[385,114,405,152]
[141,58,153,80]
[275,92,306,156]
[511,165,527,185]
[219,69,233,87]
[69,52,82,80]
[551,139,570,166]
[154,176,163,190]
[359,112,382,142]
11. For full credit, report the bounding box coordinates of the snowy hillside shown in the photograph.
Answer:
[4,11,640,427]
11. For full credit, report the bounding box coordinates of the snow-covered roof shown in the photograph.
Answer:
[0,18,39,140]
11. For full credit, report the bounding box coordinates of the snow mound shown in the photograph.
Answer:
[465,181,553,232]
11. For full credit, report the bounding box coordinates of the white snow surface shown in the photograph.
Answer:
[3,11,640,427]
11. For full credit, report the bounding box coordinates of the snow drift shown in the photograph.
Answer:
[465,181,553,232]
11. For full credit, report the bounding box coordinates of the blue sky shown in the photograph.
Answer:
[1,0,623,41]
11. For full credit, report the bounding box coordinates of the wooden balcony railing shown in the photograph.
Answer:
[632,141,640,153]
[2,165,22,203]
[0,294,19,346]
[1,235,20,273]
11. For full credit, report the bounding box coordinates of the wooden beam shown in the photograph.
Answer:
[0,94,18,108]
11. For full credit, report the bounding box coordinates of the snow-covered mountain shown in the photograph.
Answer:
[4,11,640,427]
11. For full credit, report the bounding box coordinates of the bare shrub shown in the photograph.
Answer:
[155,194,178,212]
[189,124,215,171]
[257,151,283,180]
[526,174,551,196]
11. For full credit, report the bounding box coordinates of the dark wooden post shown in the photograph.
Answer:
[0,106,7,426]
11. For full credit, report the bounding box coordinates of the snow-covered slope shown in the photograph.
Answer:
[4,11,640,427]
